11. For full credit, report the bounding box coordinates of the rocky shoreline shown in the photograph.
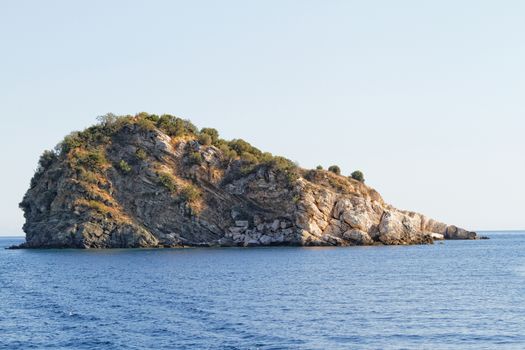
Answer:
[16,114,478,249]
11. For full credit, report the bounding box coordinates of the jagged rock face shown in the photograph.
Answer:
[19,120,477,248]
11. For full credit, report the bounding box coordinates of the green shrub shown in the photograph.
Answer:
[214,139,227,148]
[316,165,323,170]
[60,132,83,153]
[96,113,119,126]
[82,200,112,215]
[136,112,151,119]
[83,125,112,144]
[37,150,57,171]
[260,156,299,185]
[118,160,132,173]
[182,119,198,134]
[218,144,238,161]
[198,133,212,146]
[94,113,133,135]
[328,165,341,175]
[180,184,201,202]
[135,148,147,160]
[200,128,219,144]
[241,152,258,164]
[286,171,299,183]
[60,124,115,152]
[156,114,198,137]
[350,170,365,182]
[188,151,203,165]
[268,156,296,172]
[157,115,180,136]
[136,117,156,131]
[74,148,108,171]
[78,169,99,184]
[260,152,273,163]
[240,164,256,175]
[228,139,262,159]
[157,171,177,193]
[144,114,160,123]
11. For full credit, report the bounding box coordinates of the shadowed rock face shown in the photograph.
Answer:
[18,117,477,249]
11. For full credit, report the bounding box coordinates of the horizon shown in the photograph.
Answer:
[1,1,525,235]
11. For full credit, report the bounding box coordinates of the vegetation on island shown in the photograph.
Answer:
[350,170,365,183]
[328,165,341,175]
[33,112,366,217]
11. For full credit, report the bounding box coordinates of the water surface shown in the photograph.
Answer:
[1,232,524,349]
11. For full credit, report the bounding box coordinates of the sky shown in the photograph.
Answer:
[0,0,524,236]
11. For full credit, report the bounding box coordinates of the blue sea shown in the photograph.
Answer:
[1,232,524,350]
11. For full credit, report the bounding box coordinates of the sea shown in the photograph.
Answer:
[1,232,524,350]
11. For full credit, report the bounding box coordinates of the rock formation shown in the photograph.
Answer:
[17,113,477,248]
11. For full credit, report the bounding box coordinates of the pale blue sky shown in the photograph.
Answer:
[1,0,524,235]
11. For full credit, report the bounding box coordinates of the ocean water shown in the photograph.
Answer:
[1,232,524,350]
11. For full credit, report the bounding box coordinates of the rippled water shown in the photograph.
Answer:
[1,232,525,349]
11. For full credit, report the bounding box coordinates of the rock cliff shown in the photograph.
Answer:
[18,113,477,248]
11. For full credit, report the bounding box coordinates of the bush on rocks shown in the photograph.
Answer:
[328,165,341,175]
[350,170,365,183]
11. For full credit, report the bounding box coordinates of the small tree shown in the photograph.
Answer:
[96,113,118,126]
[200,128,219,144]
[316,165,323,170]
[351,170,365,183]
[328,165,341,175]
[198,133,212,146]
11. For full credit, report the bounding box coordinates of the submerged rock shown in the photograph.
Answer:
[18,114,478,249]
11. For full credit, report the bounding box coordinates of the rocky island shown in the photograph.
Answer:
[17,113,477,249]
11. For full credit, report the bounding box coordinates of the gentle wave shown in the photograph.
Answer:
[1,233,525,349]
